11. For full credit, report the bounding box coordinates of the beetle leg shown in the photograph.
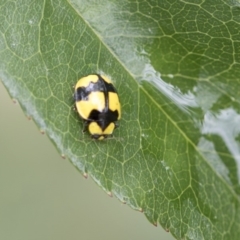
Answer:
[82,121,88,133]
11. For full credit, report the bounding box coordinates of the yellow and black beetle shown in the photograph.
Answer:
[74,74,121,140]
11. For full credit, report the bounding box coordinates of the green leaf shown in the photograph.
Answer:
[1,0,240,239]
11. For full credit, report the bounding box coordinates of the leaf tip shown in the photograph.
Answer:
[153,222,157,227]
[12,98,18,104]
[107,191,113,197]
[138,208,143,212]
[40,129,45,135]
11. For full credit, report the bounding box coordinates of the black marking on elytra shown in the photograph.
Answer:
[74,75,117,102]
[87,109,119,131]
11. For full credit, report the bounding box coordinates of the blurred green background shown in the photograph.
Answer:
[0,81,174,240]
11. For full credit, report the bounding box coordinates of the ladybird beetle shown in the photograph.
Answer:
[74,74,121,140]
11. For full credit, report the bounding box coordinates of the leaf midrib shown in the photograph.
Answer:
[66,0,240,203]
